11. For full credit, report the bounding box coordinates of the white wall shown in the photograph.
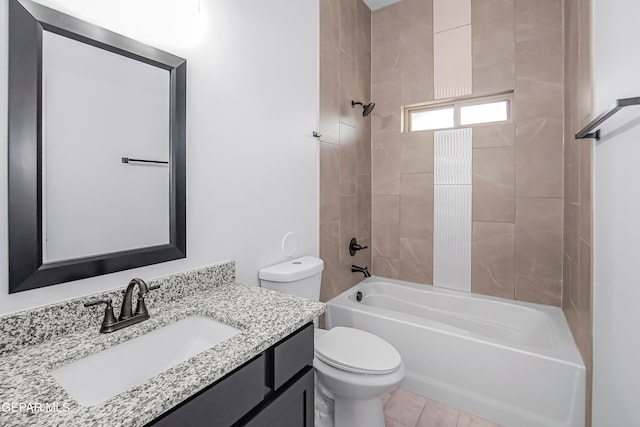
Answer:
[592,0,640,425]
[0,0,319,315]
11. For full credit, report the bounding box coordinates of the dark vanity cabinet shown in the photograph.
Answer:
[148,323,314,427]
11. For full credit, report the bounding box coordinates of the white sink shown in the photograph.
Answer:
[51,316,241,406]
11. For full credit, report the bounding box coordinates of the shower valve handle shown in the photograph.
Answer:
[349,238,368,256]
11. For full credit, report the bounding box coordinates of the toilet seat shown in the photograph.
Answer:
[314,327,401,375]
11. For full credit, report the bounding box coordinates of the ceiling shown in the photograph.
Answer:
[362,0,403,11]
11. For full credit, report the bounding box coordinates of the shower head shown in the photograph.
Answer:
[351,100,376,117]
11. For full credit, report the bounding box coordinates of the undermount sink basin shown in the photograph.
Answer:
[51,316,241,406]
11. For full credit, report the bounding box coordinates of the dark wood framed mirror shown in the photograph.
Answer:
[8,0,187,293]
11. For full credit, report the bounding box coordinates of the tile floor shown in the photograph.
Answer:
[381,387,504,427]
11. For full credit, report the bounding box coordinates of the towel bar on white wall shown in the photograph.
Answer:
[575,96,640,140]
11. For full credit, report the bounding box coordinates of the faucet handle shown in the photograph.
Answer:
[134,295,149,317]
[84,299,118,332]
[84,298,112,308]
[349,238,369,256]
[134,284,158,317]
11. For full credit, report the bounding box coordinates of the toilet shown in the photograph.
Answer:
[259,256,404,427]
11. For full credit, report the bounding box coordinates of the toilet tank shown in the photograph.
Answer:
[259,256,324,301]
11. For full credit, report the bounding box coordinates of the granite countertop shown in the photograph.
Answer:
[0,280,325,427]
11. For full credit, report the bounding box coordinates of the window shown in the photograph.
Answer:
[460,100,509,125]
[406,93,512,132]
[410,107,454,131]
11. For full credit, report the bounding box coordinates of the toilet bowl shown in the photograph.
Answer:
[313,327,404,427]
[259,256,405,427]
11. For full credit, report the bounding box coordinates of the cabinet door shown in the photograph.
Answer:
[149,355,267,427]
[241,367,314,427]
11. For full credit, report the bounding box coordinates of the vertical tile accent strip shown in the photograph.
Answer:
[433,129,472,291]
[434,128,472,185]
[433,25,473,99]
[433,185,472,291]
[433,0,472,34]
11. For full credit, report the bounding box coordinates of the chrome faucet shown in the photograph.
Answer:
[351,265,371,278]
[84,278,159,333]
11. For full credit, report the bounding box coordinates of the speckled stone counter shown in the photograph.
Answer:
[0,262,325,427]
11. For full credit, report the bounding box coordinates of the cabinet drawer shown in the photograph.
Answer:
[268,323,314,391]
[150,354,267,427]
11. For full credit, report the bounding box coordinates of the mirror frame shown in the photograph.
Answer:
[8,0,187,293]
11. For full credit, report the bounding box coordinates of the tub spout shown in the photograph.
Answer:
[351,265,371,278]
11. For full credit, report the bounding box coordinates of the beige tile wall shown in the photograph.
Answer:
[372,0,434,285]
[563,0,593,424]
[513,0,564,307]
[370,0,565,307]
[319,0,372,303]
[472,0,515,94]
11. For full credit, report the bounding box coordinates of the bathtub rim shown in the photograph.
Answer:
[326,275,585,369]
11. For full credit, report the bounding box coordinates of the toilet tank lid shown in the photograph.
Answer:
[259,256,324,282]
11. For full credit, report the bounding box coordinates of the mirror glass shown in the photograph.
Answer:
[42,31,171,262]
[8,0,186,293]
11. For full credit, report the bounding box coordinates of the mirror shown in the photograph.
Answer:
[8,0,187,293]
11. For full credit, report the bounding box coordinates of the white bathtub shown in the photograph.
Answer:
[326,277,585,427]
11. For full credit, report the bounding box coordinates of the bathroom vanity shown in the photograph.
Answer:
[0,262,324,427]
[151,322,314,426]
[2,2,323,425]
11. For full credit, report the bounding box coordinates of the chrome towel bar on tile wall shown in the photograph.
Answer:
[575,96,640,140]
[122,157,169,165]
